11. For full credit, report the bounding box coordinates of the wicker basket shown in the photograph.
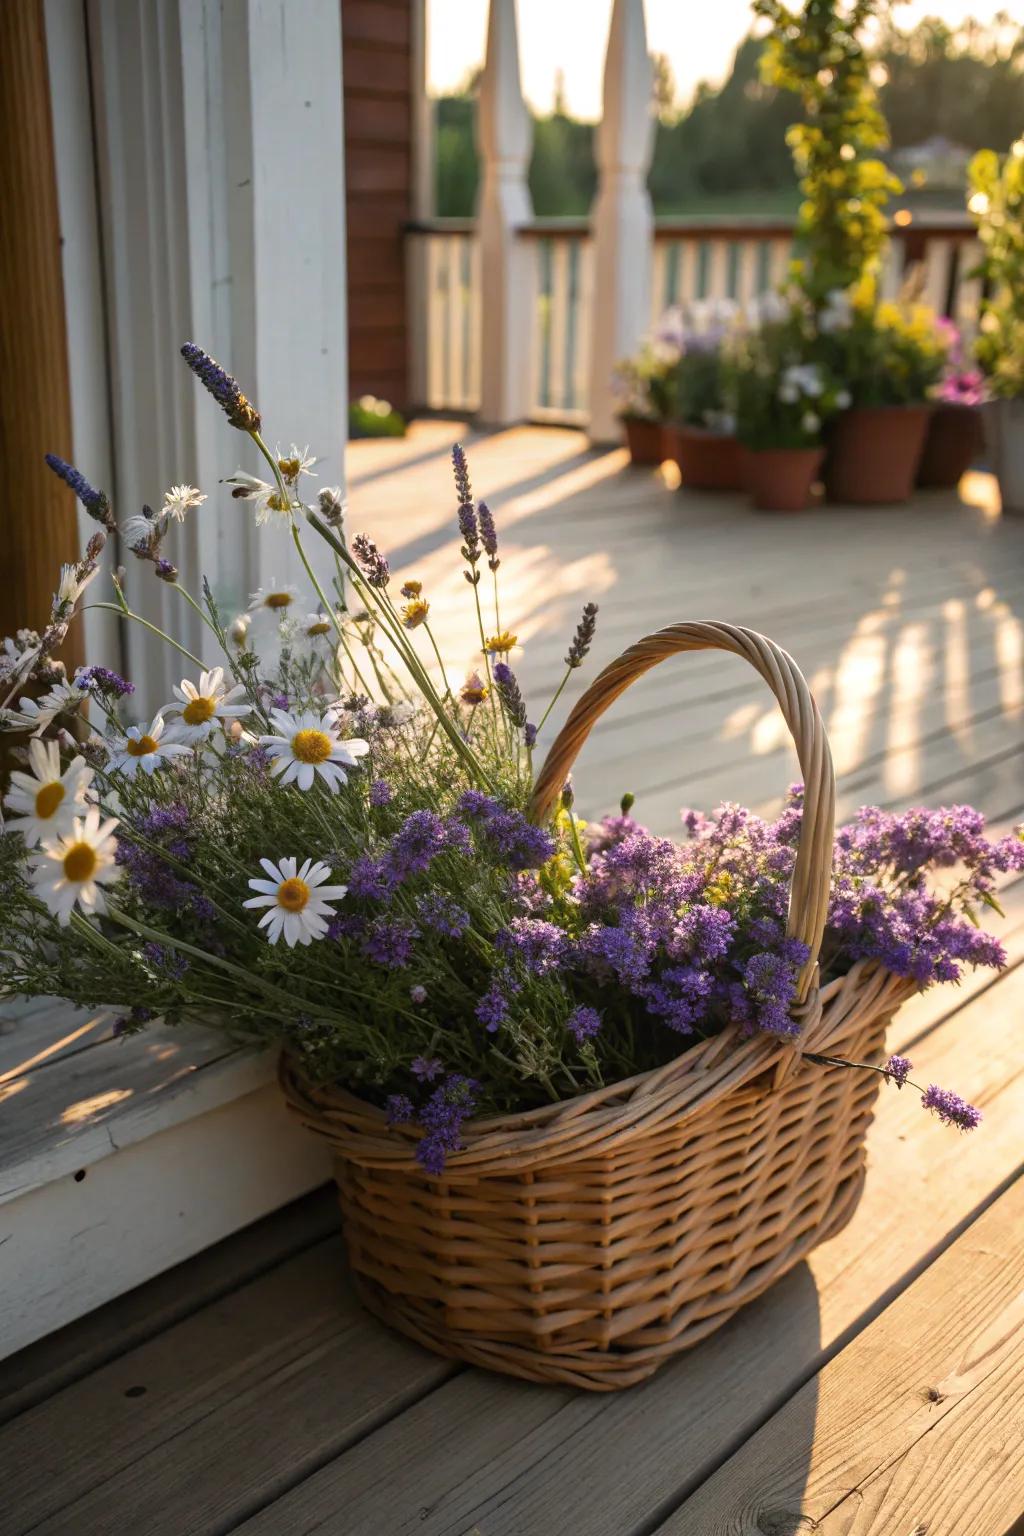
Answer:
[281,623,914,1390]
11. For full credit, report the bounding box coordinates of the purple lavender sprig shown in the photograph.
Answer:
[452,443,481,585]
[922,1084,982,1131]
[566,602,599,669]
[351,532,390,589]
[478,500,499,571]
[44,454,115,531]
[492,661,527,729]
[180,342,261,432]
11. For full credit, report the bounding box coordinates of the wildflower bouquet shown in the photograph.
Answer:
[730,311,850,451]
[3,344,1020,1386]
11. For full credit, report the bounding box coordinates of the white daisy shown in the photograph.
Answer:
[227,614,251,647]
[15,680,90,736]
[260,707,369,792]
[162,484,206,522]
[162,667,250,743]
[55,563,98,612]
[276,444,318,486]
[248,582,300,617]
[3,740,94,845]
[30,808,121,926]
[300,612,336,642]
[108,715,192,778]
[243,856,347,947]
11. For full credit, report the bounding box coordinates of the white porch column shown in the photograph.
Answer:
[476,0,534,426]
[78,0,347,708]
[586,0,655,444]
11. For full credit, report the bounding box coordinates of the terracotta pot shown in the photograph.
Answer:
[985,397,1024,515]
[621,416,664,466]
[916,403,984,489]
[824,405,931,505]
[747,446,826,512]
[666,424,748,492]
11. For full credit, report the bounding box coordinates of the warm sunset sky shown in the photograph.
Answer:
[427,0,1024,117]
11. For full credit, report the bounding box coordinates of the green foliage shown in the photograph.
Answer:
[810,286,950,406]
[349,396,406,439]
[755,0,901,304]
[879,16,1024,158]
[969,140,1024,399]
[729,311,848,448]
[672,344,732,430]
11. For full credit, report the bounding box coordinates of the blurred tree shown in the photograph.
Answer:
[431,14,1023,219]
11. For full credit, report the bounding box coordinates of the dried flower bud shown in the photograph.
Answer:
[318,486,346,526]
[155,558,179,583]
[560,779,575,811]
[620,792,635,815]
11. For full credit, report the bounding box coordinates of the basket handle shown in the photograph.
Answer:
[527,622,835,1003]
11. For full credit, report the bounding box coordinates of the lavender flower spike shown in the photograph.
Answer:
[180,342,261,432]
[922,1084,982,1131]
[566,602,599,669]
[885,1054,912,1088]
[492,661,527,729]
[351,532,390,588]
[452,442,473,508]
[478,500,499,569]
[44,454,115,531]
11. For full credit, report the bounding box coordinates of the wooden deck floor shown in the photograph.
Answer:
[3,423,1024,1535]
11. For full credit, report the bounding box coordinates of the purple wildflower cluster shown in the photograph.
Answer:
[386,1071,479,1173]
[76,665,135,699]
[116,803,216,923]
[457,791,555,870]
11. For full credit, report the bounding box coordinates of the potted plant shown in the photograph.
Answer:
[731,311,848,511]
[755,0,943,502]
[663,302,748,492]
[968,140,1024,514]
[3,345,1019,1392]
[916,320,986,489]
[611,315,681,466]
[817,288,947,503]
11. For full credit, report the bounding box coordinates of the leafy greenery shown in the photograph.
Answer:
[729,311,848,448]
[969,140,1024,399]
[754,0,901,305]
[349,396,406,439]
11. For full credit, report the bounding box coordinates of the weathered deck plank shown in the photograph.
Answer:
[658,1177,1024,1535]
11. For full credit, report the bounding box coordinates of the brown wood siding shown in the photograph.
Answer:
[0,0,82,675]
[342,0,412,413]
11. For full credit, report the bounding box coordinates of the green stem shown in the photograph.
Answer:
[536,664,573,735]
[87,603,207,671]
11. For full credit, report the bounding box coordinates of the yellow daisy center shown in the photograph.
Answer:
[291,728,333,764]
[276,877,310,912]
[402,599,429,629]
[62,842,97,883]
[182,695,216,726]
[126,734,158,757]
[35,781,65,819]
[277,457,301,481]
[306,620,331,636]
[265,590,293,609]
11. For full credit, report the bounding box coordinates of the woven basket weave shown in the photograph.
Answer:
[281,623,914,1390]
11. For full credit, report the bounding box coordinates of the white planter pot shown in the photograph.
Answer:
[986,397,1024,514]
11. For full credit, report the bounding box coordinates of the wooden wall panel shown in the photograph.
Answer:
[342,0,413,411]
[0,0,82,671]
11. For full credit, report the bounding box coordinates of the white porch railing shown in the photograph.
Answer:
[406,213,982,426]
